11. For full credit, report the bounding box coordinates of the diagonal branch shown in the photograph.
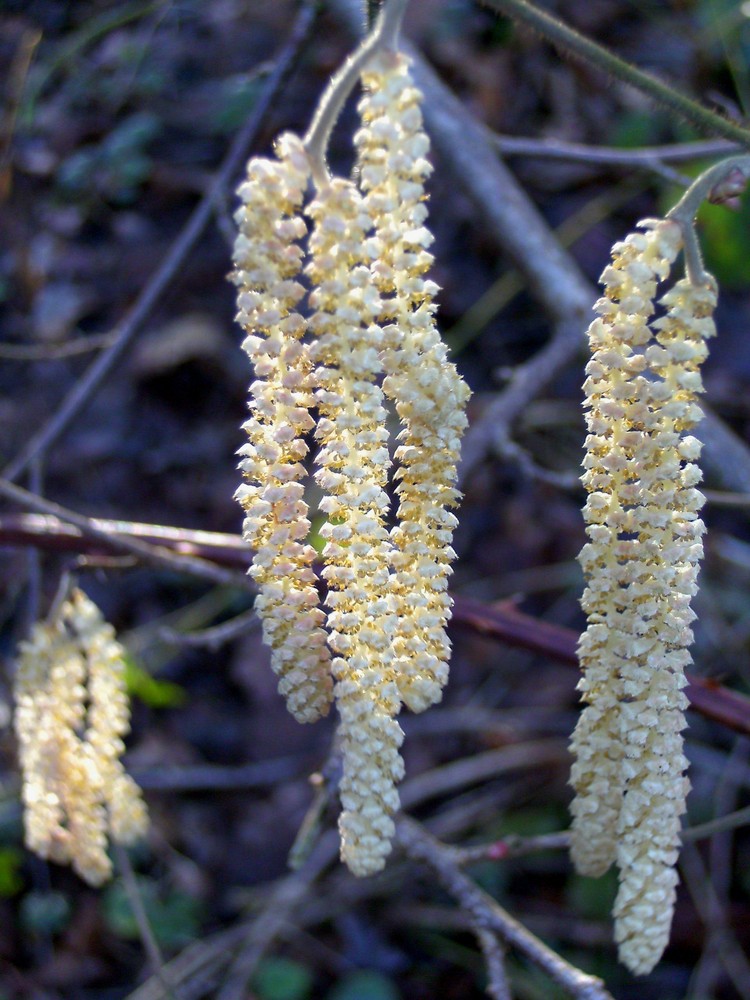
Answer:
[479,0,750,148]
[396,816,614,1000]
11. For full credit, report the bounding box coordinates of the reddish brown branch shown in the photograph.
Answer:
[2,512,749,736]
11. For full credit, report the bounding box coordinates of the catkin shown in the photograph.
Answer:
[571,219,683,879]
[355,50,469,714]
[230,44,468,879]
[613,277,715,975]
[571,217,716,975]
[306,177,403,876]
[14,589,148,886]
[232,133,333,723]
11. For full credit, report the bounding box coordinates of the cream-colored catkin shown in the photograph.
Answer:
[306,176,403,876]
[232,132,333,723]
[71,590,149,848]
[14,621,87,868]
[612,276,716,975]
[572,214,717,974]
[355,50,469,714]
[570,219,683,880]
[14,589,148,886]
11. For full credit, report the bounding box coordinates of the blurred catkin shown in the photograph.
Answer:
[15,589,148,886]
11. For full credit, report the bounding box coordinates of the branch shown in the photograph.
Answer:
[491,135,740,167]
[475,927,512,1000]
[303,0,408,183]
[450,594,750,738]
[396,816,614,1000]
[127,831,339,1000]
[479,0,750,149]
[0,483,252,591]
[3,512,749,737]
[0,512,250,568]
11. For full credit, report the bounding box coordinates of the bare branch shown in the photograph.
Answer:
[491,134,739,167]
[0,481,252,591]
[4,512,749,736]
[114,845,180,1000]
[396,816,614,1000]
[475,927,512,1000]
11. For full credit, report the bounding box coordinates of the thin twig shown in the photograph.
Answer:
[399,741,566,810]
[215,831,339,1000]
[475,927,512,1000]
[0,512,250,567]
[126,830,337,1000]
[157,608,259,649]
[703,489,750,507]
[131,754,310,793]
[2,0,318,484]
[491,134,739,167]
[0,480,252,591]
[124,923,249,1000]
[682,803,750,842]
[0,332,118,360]
[479,0,750,148]
[4,510,750,736]
[396,816,614,1000]
[114,845,180,1000]
[453,831,572,866]
[679,839,750,998]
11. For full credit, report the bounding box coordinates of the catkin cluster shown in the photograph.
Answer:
[571,218,716,974]
[15,589,148,886]
[232,51,468,876]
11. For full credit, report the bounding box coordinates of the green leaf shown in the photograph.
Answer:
[0,847,24,897]
[253,957,314,1000]
[124,658,186,709]
[327,970,401,1000]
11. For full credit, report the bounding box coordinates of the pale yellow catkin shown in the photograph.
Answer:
[571,217,716,975]
[14,589,148,886]
[232,132,333,724]
[306,176,403,876]
[571,219,683,879]
[355,50,469,715]
[230,45,469,880]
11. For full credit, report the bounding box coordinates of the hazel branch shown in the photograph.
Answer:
[666,154,750,285]
[396,816,614,1000]
[303,0,409,184]
[479,0,750,149]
